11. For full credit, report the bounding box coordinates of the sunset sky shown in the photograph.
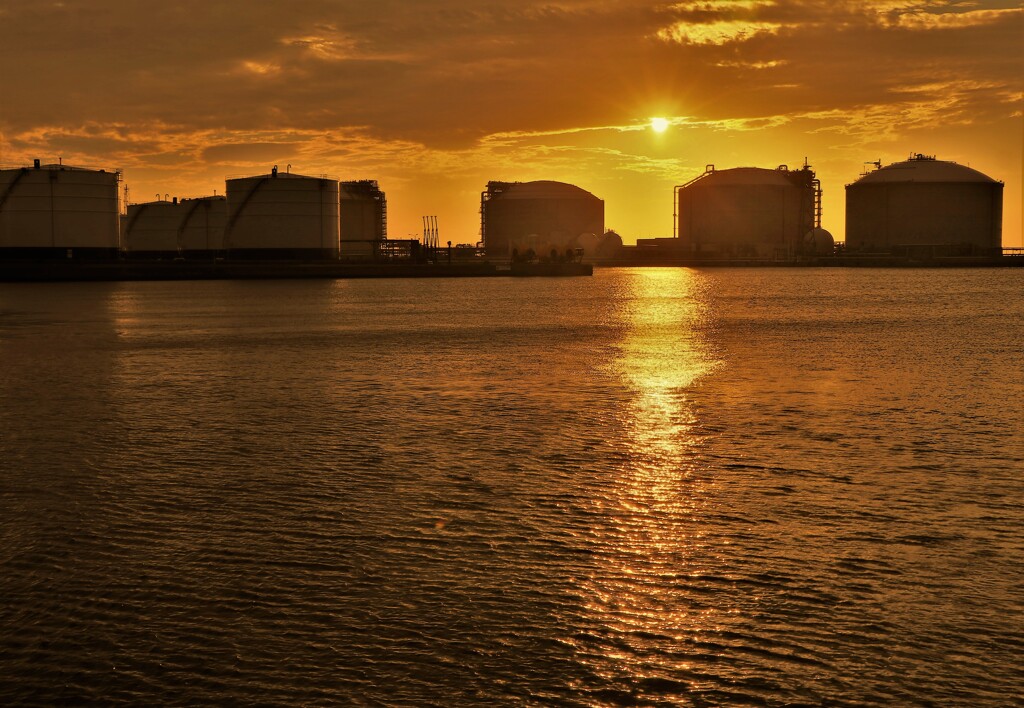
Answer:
[1,0,1021,246]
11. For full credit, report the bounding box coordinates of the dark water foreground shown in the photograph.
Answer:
[1,269,1022,706]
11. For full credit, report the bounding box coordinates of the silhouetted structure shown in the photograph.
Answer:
[673,164,821,260]
[225,167,340,260]
[571,229,624,262]
[845,154,1003,256]
[803,227,835,256]
[0,160,120,260]
[123,196,226,259]
[339,180,387,260]
[481,180,604,259]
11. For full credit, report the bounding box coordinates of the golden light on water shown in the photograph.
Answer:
[573,268,723,683]
[618,268,716,484]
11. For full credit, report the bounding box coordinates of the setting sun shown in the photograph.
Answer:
[650,117,670,133]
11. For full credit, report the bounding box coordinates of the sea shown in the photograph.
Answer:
[1,267,1022,706]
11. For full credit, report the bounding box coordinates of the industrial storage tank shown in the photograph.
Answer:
[845,154,1003,256]
[571,229,624,262]
[225,167,340,260]
[339,180,386,260]
[481,180,604,259]
[123,196,226,259]
[804,227,835,256]
[0,160,120,260]
[675,164,820,259]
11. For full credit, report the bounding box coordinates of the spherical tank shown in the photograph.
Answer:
[225,170,340,260]
[804,227,835,256]
[123,196,227,259]
[677,166,816,259]
[481,181,604,258]
[596,230,624,259]
[845,154,1003,255]
[0,162,120,260]
[571,232,601,258]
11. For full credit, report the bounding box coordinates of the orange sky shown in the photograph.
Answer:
[1,0,1021,246]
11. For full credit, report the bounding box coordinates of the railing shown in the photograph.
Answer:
[224,172,340,181]
[672,166,714,238]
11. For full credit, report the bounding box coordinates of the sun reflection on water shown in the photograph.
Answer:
[616,267,718,501]
[573,268,724,693]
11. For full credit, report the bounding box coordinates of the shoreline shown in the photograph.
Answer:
[596,255,1023,269]
[0,260,593,283]
[1,256,1020,283]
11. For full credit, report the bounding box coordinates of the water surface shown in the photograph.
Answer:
[1,268,1022,705]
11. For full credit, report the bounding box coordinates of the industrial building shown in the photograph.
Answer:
[339,180,387,260]
[225,167,340,260]
[0,160,120,260]
[672,164,822,260]
[845,154,1003,256]
[481,180,604,259]
[123,196,226,259]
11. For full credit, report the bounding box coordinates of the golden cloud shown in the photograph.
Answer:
[656,19,781,45]
[891,8,1020,30]
[282,34,359,62]
[239,60,282,77]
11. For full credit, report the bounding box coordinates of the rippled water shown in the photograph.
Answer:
[1,268,1022,706]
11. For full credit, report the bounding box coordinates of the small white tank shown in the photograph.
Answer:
[0,161,120,259]
[123,197,227,258]
[178,197,227,254]
[225,168,340,259]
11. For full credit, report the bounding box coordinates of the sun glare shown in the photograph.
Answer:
[650,117,670,133]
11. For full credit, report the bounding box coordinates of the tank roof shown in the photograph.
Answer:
[852,154,999,185]
[2,163,117,174]
[130,196,224,207]
[339,180,384,196]
[487,180,599,200]
[690,167,797,187]
[227,171,333,182]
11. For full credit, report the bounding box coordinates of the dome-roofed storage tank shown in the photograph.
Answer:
[481,180,604,259]
[339,180,386,260]
[0,160,120,260]
[225,167,340,260]
[123,196,227,259]
[845,154,1003,256]
[675,164,820,260]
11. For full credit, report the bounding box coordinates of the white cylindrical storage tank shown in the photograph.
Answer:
[845,154,1003,256]
[0,161,120,260]
[179,196,227,257]
[225,169,340,260]
[339,180,386,260]
[123,200,182,258]
[123,196,227,259]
